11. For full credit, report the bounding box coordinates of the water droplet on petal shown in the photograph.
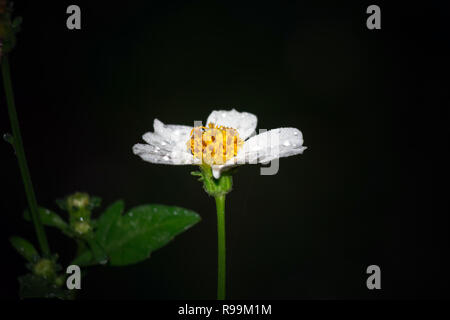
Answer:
[163,155,170,161]
[283,141,291,147]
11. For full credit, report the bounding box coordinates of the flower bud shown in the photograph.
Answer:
[33,258,55,279]
[67,192,90,211]
[73,220,91,235]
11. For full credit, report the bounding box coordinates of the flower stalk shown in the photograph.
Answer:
[215,194,226,300]
[2,54,50,256]
[193,165,231,299]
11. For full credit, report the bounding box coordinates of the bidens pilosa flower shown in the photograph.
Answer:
[132,109,307,300]
[132,109,306,179]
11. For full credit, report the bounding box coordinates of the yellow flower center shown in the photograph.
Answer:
[187,123,244,165]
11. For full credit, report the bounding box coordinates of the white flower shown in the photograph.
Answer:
[133,109,307,179]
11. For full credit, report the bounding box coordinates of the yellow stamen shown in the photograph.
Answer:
[187,123,244,165]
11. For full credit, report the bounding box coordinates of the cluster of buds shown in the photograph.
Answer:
[57,192,100,236]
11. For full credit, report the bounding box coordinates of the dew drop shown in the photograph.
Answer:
[3,133,13,144]
[283,141,291,147]
[163,155,170,161]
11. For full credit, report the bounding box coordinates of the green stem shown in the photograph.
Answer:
[215,194,226,300]
[2,55,50,256]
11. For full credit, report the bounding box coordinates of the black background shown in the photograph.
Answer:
[1,0,449,299]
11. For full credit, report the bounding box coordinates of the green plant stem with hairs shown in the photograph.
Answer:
[2,54,50,256]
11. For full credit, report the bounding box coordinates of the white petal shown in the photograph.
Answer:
[142,132,174,153]
[206,109,257,140]
[235,128,306,164]
[209,128,305,178]
[132,143,196,165]
[133,119,196,166]
[153,119,193,151]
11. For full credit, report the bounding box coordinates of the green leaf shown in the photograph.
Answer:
[95,200,124,244]
[106,204,201,265]
[10,236,39,262]
[73,202,201,266]
[24,207,70,233]
[18,273,75,300]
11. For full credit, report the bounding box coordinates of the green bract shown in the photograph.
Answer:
[192,165,233,197]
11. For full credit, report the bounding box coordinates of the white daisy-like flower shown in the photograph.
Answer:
[133,109,306,179]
